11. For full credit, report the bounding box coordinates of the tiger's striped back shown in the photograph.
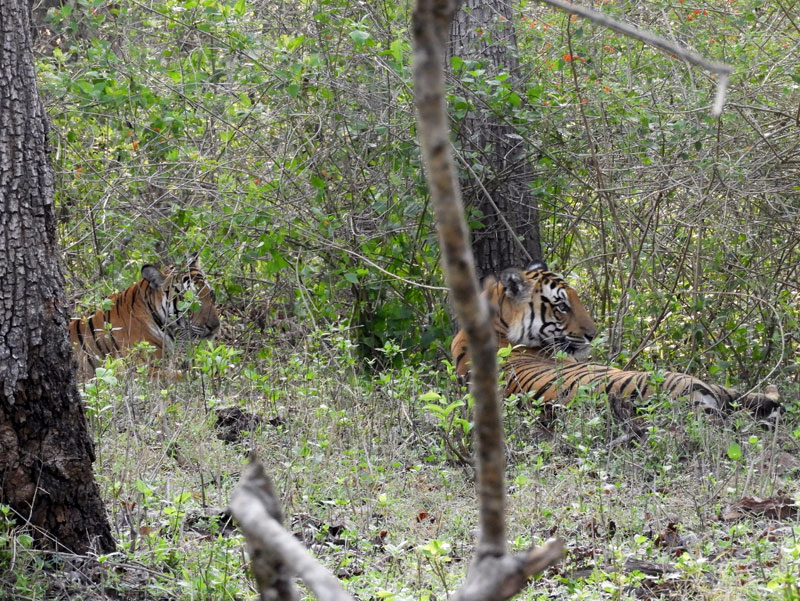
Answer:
[449,260,780,421]
[502,349,780,419]
[69,259,220,378]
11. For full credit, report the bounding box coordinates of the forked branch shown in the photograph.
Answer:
[230,462,354,601]
[412,0,508,559]
[412,0,565,598]
[537,0,732,115]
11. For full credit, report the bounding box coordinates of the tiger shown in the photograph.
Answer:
[502,352,780,419]
[450,260,598,377]
[450,260,780,420]
[69,258,221,378]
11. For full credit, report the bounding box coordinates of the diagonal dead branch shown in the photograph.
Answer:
[230,461,355,601]
[536,0,732,115]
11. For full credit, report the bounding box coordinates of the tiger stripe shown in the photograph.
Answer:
[450,261,780,420]
[69,258,220,378]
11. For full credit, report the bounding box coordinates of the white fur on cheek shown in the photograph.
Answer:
[508,303,543,347]
[571,346,591,361]
[506,319,525,345]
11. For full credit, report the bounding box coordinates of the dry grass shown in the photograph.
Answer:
[2,330,799,600]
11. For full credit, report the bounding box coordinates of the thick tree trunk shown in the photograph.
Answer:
[0,0,114,554]
[449,0,542,277]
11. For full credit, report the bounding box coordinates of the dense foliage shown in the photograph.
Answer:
[37,0,799,386]
[2,1,797,599]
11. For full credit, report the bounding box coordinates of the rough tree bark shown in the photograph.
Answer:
[448,0,543,277]
[0,0,114,554]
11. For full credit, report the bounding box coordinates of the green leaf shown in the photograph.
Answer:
[350,30,370,43]
[285,34,305,51]
[452,96,469,112]
[419,391,442,402]
[443,400,464,414]
[453,417,472,434]
[390,38,404,64]
[173,491,192,504]
[421,539,451,558]
[135,479,154,497]
[94,367,118,386]
[233,0,245,16]
[727,442,742,461]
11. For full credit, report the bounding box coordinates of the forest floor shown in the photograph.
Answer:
[2,322,800,601]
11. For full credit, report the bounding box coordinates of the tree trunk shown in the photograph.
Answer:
[0,0,114,554]
[449,0,542,277]
[227,2,566,598]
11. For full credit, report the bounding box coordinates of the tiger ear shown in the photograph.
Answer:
[526,259,548,272]
[481,275,498,293]
[141,265,166,290]
[500,268,530,300]
[187,252,201,269]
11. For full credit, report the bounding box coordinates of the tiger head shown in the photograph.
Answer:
[451,260,597,374]
[486,260,597,360]
[141,258,221,342]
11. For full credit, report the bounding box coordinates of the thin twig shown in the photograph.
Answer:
[536,0,732,115]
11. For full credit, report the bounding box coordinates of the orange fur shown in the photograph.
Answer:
[450,261,779,419]
[450,261,597,377]
[69,259,220,378]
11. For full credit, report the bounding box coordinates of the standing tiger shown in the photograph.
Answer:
[69,258,220,378]
[450,261,780,419]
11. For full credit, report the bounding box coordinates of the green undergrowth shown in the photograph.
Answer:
[2,330,800,600]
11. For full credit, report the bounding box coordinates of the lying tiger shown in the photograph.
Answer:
[450,260,780,420]
[69,258,221,378]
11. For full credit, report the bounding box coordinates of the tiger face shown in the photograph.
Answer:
[490,260,597,360]
[70,257,221,377]
[451,260,597,376]
[141,262,220,342]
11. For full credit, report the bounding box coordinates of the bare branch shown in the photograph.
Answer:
[536,0,732,115]
[452,539,566,601]
[229,462,355,601]
[412,0,508,558]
